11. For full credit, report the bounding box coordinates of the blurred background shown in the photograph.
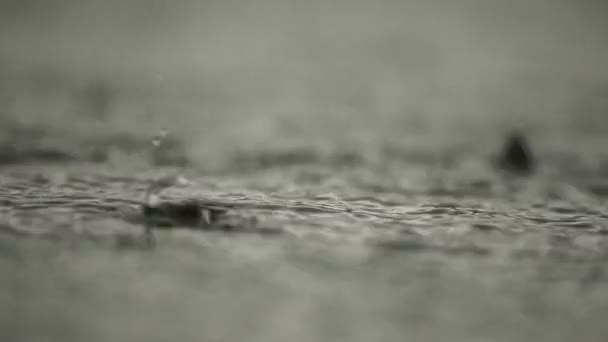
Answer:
[1,0,607,168]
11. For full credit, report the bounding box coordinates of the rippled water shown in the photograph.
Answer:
[2,1,608,341]
[1,125,608,342]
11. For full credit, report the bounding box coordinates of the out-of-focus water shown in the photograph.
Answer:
[2,1,608,341]
[1,118,608,342]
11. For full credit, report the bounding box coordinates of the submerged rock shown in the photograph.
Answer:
[498,132,535,174]
[141,200,227,228]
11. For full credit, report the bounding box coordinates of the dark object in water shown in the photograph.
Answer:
[141,200,227,228]
[498,132,535,174]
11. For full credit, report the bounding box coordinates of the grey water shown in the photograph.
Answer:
[1,1,608,341]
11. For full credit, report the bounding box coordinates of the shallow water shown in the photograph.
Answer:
[1,130,608,342]
[2,1,608,341]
